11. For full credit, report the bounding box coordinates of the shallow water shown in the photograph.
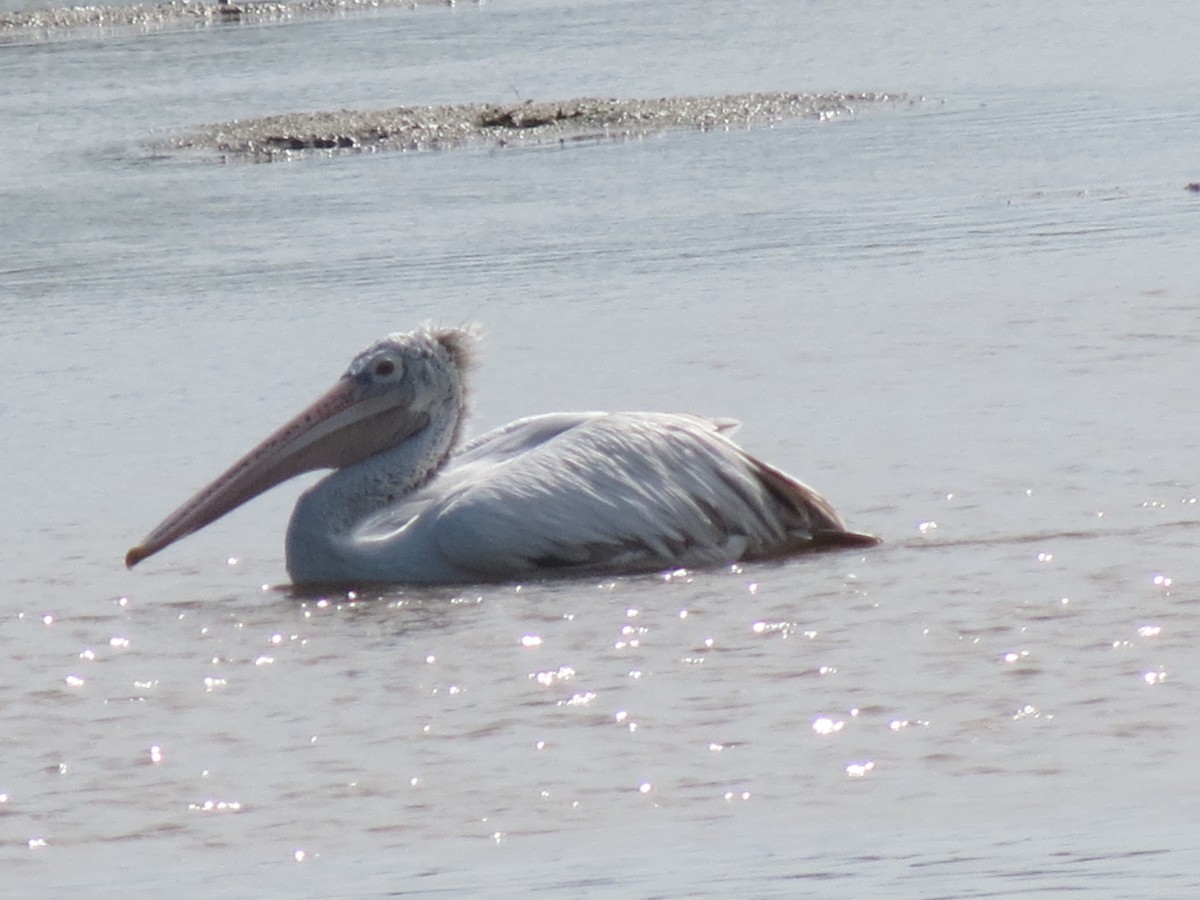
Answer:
[3,0,1200,895]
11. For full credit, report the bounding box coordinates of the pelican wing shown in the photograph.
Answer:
[363,412,861,581]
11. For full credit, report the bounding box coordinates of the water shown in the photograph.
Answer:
[3,0,1200,894]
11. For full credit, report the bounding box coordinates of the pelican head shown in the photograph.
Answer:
[126,325,476,570]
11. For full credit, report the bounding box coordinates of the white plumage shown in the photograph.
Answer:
[127,327,876,585]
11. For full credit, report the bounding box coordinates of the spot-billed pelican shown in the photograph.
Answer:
[126,326,877,584]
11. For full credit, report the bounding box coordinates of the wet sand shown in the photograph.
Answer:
[1,4,909,162]
[169,92,912,161]
[0,0,447,36]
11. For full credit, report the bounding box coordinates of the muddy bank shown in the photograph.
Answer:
[169,92,913,162]
[0,0,447,38]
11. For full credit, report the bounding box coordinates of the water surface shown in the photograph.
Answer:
[2,0,1200,895]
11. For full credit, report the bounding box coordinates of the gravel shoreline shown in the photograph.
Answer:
[169,92,914,162]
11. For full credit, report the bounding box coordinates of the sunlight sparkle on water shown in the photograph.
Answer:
[1013,704,1049,720]
[752,620,795,637]
[846,761,875,778]
[533,666,576,686]
[561,692,596,707]
[889,718,930,730]
[189,799,243,812]
[812,717,845,735]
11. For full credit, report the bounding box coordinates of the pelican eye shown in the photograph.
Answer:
[373,359,397,377]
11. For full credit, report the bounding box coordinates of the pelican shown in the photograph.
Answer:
[126,326,877,585]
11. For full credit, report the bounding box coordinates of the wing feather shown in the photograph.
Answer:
[375,411,863,580]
